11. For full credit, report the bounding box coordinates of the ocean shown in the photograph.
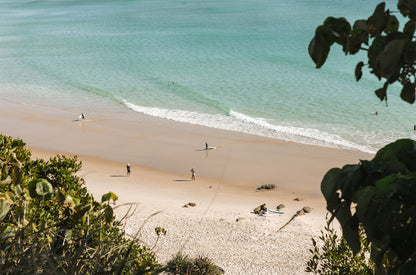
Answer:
[1,0,415,154]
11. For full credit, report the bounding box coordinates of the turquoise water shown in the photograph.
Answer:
[1,0,415,153]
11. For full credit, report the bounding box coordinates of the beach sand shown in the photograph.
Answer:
[0,99,372,274]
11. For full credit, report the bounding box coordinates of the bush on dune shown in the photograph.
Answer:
[166,253,224,275]
[0,134,161,274]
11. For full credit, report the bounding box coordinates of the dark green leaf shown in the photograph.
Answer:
[355,62,364,81]
[400,81,415,104]
[348,20,369,54]
[355,186,376,221]
[35,180,53,196]
[368,35,387,80]
[404,20,416,38]
[0,199,10,221]
[14,185,23,196]
[309,34,331,68]
[384,15,399,33]
[376,176,395,194]
[367,2,388,37]
[104,205,114,223]
[323,17,351,47]
[375,38,408,79]
[370,245,387,272]
[387,68,400,84]
[375,86,387,101]
[336,206,360,254]
[321,168,341,212]
[101,191,119,204]
[405,43,416,70]
[373,139,416,162]
[1,162,8,181]
[398,0,416,21]
[0,223,17,241]
[339,164,362,202]
[5,192,15,203]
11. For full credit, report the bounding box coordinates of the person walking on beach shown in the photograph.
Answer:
[191,167,196,181]
[205,142,208,150]
[126,163,131,176]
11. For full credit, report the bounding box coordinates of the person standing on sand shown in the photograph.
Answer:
[126,163,131,176]
[191,167,196,181]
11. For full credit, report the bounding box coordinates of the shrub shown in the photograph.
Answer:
[0,134,161,274]
[306,216,374,274]
[166,253,224,275]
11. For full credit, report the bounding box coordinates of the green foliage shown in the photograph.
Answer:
[306,216,374,274]
[166,253,224,275]
[320,139,416,273]
[309,1,416,104]
[0,134,161,274]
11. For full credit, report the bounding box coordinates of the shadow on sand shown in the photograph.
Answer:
[172,179,192,182]
[110,175,128,178]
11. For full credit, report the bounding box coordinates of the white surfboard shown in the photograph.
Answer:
[268,209,284,214]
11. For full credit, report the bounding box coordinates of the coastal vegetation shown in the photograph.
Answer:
[166,253,224,275]
[306,216,374,274]
[0,134,161,273]
[309,1,416,273]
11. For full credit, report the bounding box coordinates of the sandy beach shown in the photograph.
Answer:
[0,99,373,274]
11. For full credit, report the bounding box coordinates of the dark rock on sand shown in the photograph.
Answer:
[302,206,311,213]
[183,202,197,207]
[276,204,285,210]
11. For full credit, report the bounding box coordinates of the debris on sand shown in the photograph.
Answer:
[183,202,197,208]
[278,206,312,231]
[253,203,267,215]
[256,184,276,190]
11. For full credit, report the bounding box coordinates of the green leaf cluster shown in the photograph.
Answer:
[309,1,416,104]
[306,216,374,274]
[0,134,161,274]
[321,139,416,273]
[166,253,224,275]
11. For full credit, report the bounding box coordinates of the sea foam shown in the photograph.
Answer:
[122,99,375,153]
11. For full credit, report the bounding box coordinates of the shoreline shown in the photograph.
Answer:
[1,98,373,274]
[0,99,371,196]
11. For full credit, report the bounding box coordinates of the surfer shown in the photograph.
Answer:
[126,163,131,176]
[205,142,208,150]
[191,167,196,181]
[81,113,85,120]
